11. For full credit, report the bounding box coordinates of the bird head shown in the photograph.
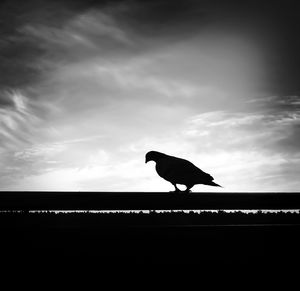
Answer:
[145,151,166,163]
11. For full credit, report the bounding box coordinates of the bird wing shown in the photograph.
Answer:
[156,156,213,185]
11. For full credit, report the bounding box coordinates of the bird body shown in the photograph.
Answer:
[145,151,221,192]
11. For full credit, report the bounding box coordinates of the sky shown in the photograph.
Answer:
[1,0,300,192]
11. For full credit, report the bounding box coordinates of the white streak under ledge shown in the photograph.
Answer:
[1,209,299,214]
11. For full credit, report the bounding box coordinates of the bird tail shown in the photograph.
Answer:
[207,181,222,187]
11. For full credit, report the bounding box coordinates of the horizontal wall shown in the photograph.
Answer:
[1,192,300,210]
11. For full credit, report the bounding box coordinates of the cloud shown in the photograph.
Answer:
[185,102,300,154]
[0,91,16,108]
[0,91,40,149]
[0,0,75,92]
[20,9,134,64]
[1,0,300,191]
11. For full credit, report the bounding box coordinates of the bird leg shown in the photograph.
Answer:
[185,185,193,193]
[171,184,181,193]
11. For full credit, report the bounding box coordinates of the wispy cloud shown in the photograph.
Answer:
[0,91,40,149]
[1,0,300,192]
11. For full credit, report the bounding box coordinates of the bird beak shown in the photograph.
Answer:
[145,157,149,163]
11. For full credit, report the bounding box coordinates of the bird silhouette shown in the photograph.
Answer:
[145,151,222,192]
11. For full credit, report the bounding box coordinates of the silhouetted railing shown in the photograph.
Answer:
[1,191,300,270]
[0,191,300,210]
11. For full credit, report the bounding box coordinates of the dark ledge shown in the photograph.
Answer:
[0,191,299,210]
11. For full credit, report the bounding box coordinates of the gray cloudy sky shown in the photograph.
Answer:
[1,0,300,191]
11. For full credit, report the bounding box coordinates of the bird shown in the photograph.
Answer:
[145,150,222,192]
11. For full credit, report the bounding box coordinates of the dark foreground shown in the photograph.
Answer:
[1,211,300,264]
[1,192,300,282]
